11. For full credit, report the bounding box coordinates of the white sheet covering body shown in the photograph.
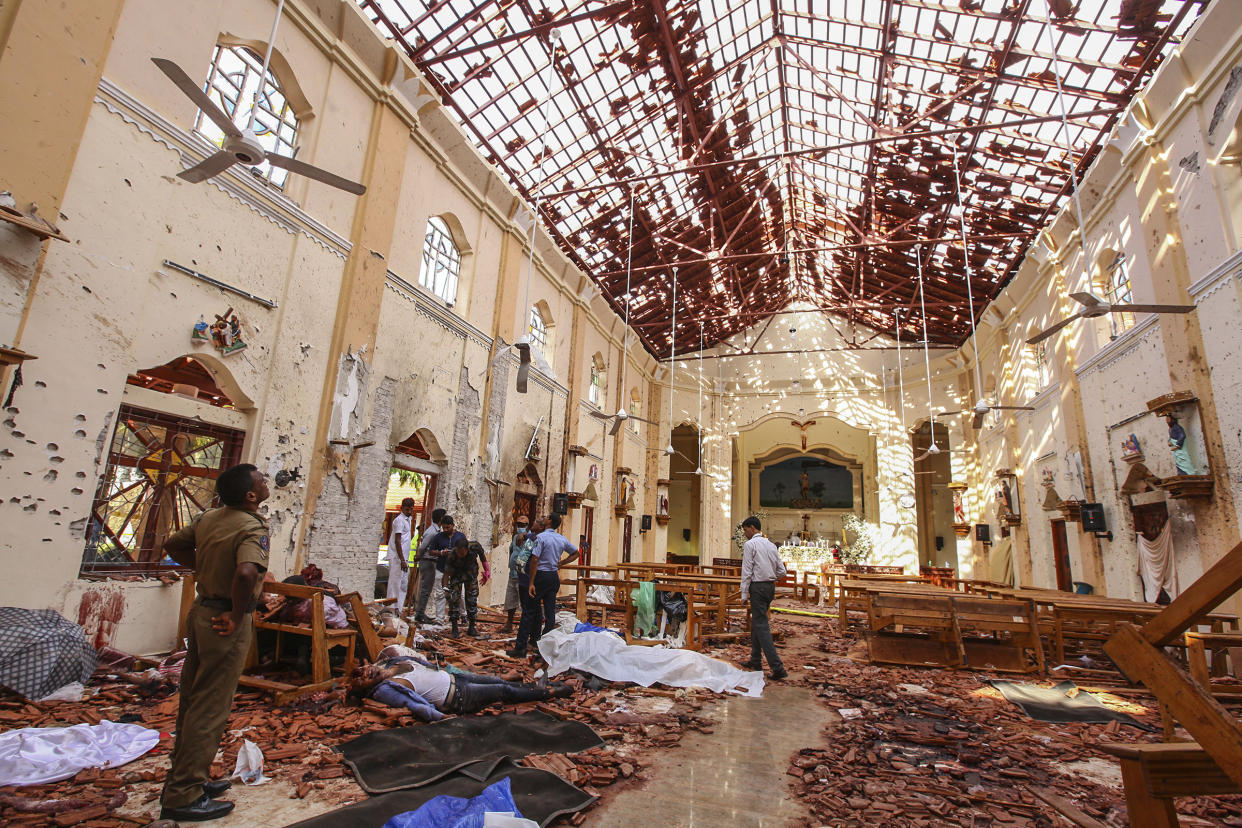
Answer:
[0,720,160,786]
[537,628,765,697]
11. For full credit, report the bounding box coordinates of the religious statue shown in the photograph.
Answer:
[995,479,1014,517]
[799,470,811,499]
[1165,414,1197,475]
[1120,433,1142,459]
[791,418,815,451]
[658,494,668,515]
[952,487,966,524]
[191,315,210,342]
[207,307,246,354]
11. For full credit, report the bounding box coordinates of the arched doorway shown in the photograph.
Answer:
[910,421,954,569]
[82,356,248,574]
[667,424,701,563]
[513,462,543,530]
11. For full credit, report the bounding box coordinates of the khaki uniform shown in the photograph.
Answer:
[161,507,269,809]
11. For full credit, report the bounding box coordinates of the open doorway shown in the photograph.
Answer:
[667,424,701,563]
[910,421,954,570]
[377,431,439,599]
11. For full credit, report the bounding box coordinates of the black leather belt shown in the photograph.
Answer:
[198,596,233,611]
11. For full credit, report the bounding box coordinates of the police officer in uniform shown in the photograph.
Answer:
[159,463,269,822]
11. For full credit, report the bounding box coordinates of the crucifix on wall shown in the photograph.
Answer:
[802,513,810,536]
[791,418,815,451]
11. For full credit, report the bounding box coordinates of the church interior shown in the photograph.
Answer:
[5,0,1242,824]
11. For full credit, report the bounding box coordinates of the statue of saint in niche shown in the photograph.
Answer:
[1165,414,1197,475]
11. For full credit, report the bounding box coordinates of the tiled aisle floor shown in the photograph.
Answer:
[587,684,833,827]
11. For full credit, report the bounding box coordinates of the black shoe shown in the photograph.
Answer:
[414,614,430,624]
[738,661,762,671]
[549,682,574,699]
[160,793,235,822]
[467,622,484,639]
[203,778,232,798]
[505,648,527,658]
[769,668,788,681]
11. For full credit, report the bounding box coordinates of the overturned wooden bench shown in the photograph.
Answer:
[1099,742,1238,828]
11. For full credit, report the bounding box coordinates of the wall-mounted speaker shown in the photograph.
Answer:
[975,523,991,544]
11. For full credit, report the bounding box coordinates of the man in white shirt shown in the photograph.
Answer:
[740,516,787,680]
[386,499,415,608]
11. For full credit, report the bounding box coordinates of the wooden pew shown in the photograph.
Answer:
[865,590,963,668]
[623,580,705,651]
[1099,742,1239,828]
[1101,538,1242,822]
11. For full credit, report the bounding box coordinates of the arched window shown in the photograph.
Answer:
[197,44,299,187]
[1029,342,1050,390]
[419,217,461,303]
[629,387,641,433]
[588,353,605,406]
[528,306,548,348]
[1101,251,1134,336]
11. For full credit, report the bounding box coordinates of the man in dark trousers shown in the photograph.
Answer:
[159,463,269,821]
[739,516,787,680]
[508,514,577,658]
[412,508,446,623]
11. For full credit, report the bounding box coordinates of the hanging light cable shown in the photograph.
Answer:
[915,249,941,462]
[618,185,637,423]
[950,145,985,404]
[516,30,562,391]
[666,267,678,455]
[696,321,704,475]
[1040,5,1101,330]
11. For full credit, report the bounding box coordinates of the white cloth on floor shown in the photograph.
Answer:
[1137,521,1176,602]
[0,720,160,786]
[537,627,765,697]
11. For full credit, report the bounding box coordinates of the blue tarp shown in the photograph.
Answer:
[573,621,622,636]
[381,777,524,828]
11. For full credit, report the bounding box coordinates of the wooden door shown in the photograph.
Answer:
[513,492,537,529]
[622,514,633,564]
[1051,519,1072,591]
[580,505,594,567]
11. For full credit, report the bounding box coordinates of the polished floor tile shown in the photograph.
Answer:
[587,685,832,827]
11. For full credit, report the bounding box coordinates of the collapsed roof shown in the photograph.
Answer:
[359,0,1208,358]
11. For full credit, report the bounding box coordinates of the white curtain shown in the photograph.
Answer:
[988,535,1014,586]
[1137,521,1176,602]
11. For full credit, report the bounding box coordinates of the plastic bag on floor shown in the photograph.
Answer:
[382,777,523,828]
[630,582,656,637]
[230,738,271,785]
[483,813,538,828]
[0,721,160,786]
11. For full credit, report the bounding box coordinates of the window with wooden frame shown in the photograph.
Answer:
[196,44,299,187]
[81,406,244,575]
[419,217,462,303]
[528,306,548,348]
[1103,252,1135,335]
[588,353,605,406]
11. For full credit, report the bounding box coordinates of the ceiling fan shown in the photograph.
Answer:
[150,0,364,194]
[590,405,658,437]
[1026,292,1194,346]
[936,399,1035,430]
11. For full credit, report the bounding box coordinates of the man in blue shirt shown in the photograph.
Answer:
[507,514,577,658]
[427,514,466,624]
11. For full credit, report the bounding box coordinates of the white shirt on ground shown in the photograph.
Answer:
[741,533,786,595]
[391,663,452,706]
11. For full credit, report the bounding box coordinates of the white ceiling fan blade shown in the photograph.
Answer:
[588,410,612,421]
[629,414,660,426]
[265,152,366,195]
[609,418,624,437]
[177,150,237,183]
[935,410,963,417]
[1025,312,1084,345]
[1115,303,1195,314]
[1068,291,1104,308]
[992,405,1035,411]
[151,58,242,139]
